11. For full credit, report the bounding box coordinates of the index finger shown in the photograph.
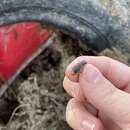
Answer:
[66,56,130,89]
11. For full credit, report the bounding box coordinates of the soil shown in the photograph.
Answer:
[0,32,128,130]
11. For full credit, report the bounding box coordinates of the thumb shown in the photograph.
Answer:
[79,64,130,129]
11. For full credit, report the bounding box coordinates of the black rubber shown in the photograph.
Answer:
[0,0,130,53]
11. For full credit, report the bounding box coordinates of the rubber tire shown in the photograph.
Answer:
[0,0,130,53]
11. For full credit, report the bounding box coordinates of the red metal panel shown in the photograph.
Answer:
[0,22,50,80]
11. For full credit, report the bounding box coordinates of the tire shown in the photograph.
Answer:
[0,0,130,53]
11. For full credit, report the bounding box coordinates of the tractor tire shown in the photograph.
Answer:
[0,0,130,53]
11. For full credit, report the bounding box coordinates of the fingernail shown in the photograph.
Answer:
[81,120,96,130]
[82,64,101,84]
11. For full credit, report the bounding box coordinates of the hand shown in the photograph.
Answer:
[63,56,130,130]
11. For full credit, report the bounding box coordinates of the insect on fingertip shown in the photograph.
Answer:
[72,60,87,74]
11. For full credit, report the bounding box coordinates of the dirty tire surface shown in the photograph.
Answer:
[1,0,130,54]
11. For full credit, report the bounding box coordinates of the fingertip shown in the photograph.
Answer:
[63,76,84,100]
[65,56,88,82]
[66,98,78,129]
[63,76,75,97]
[65,67,79,82]
[66,98,104,130]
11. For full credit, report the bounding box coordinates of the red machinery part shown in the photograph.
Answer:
[0,22,51,81]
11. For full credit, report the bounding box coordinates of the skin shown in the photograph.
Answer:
[63,56,130,130]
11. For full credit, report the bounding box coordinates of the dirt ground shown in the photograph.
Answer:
[0,32,129,130]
